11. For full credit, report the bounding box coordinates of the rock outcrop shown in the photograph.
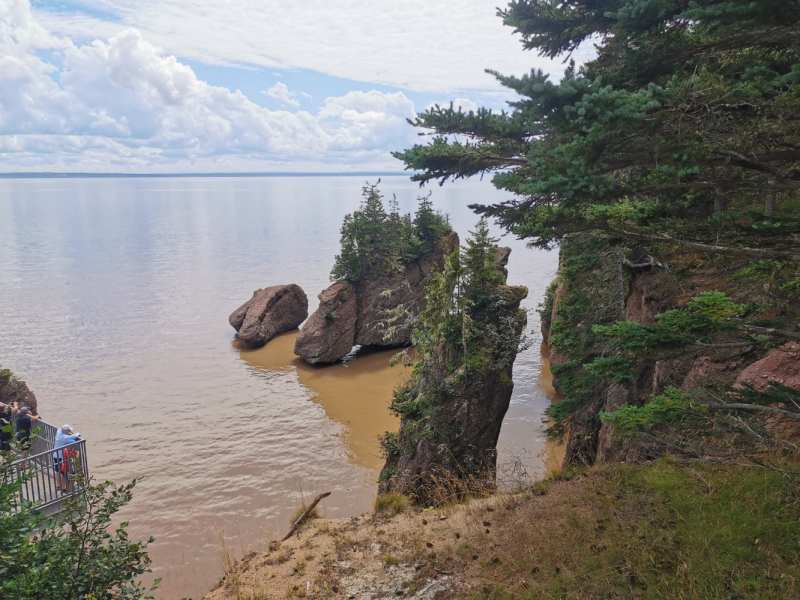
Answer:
[0,368,38,414]
[293,282,358,364]
[543,236,800,468]
[230,284,308,349]
[295,231,459,364]
[379,247,528,504]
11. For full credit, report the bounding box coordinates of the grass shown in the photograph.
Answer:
[290,503,320,525]
[374,492,410,515]
[382,554,399,566]
[458,459,800,599]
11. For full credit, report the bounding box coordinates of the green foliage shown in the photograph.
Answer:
[593,291,749,355]
[584,357,632,380]
[394,0,800,260]
[601,387,707,433]
[321,303,338,323]
[330,182,450,282]
[382,219,528,481]
[374,492,409,515]
[0,451,157,600]
[458,460,800,599]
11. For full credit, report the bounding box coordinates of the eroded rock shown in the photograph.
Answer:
[229,284,308,349]
[0,368,38,414]
[294,282,358,364]
[295,232,459,364]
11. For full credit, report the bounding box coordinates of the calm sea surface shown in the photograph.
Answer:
[0,176,559,598]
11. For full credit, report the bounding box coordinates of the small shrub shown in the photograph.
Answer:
[374,492,410,515]
[382,554,399,566]
[322,304,338,323]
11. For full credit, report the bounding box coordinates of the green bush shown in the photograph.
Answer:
[0,450,158,600]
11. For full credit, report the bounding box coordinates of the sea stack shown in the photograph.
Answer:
[229,284,309,349]
[294,231,459,364]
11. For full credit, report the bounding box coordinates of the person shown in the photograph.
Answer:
[0,402,17,453]
[53,424,80,493]
[15,405,41,464]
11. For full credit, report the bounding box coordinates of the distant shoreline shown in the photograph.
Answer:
[0,171,413,179]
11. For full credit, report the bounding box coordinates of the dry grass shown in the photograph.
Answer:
[203,459,800,600]
[374,492,410,515]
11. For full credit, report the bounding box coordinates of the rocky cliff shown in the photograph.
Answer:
[542,236,800,467]
[229,284,308,349]
[295,231,459,364]
[378,245,528,504]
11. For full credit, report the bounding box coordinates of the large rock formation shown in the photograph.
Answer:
[0,368,38,414]
[293,282,358,364]
[378,246,528,504]
[295,231,459,364]
[230,284,308,349]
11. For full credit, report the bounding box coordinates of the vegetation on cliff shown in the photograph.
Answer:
[379,219,529,503]
[393,0,800,465]
[331,182,450,283]
[205,459,800,600]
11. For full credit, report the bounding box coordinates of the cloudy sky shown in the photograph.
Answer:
[1,0,572,173]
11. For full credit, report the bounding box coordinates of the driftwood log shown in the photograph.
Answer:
[280,492,331,542]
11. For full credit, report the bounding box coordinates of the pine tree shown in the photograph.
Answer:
[394,0,800,261]
[462,217,504,310]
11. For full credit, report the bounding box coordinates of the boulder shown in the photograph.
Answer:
[294,282,358,364]
[229,284,308,349]
[295,231,460,364]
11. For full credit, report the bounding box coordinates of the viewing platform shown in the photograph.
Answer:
[7,418,89,514]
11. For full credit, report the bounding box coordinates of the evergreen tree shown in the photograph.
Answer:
[394,0,800,260]
[331,183,451,282]
[462,217,504,311]
[392,0,800,440]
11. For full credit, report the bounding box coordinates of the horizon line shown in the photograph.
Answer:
[0,171,415,179]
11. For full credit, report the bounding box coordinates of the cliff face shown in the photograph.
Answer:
[295,231,459,364]
[542,236,800,467]
[379,247,528,504]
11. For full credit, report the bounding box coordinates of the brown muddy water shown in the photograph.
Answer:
[0,176,559,599]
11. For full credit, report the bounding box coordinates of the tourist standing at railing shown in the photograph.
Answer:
[15,405,41,463]
[0,402,16,452]
[54,425,81,493]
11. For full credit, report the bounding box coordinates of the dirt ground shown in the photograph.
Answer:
[201,475,592,600]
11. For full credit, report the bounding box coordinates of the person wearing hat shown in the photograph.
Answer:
[0,401,17,452]
[54,424,80,494]
[14,404,41,462]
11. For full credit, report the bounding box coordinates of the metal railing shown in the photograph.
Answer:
[4,417,90,511]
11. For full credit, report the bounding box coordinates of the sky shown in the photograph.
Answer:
[1,0,579,173]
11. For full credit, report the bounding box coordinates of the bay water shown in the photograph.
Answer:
[0,176,559,598]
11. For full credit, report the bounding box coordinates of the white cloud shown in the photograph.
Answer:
[264,82,299,107]
[0,0,427,171]
[32,0,578,94]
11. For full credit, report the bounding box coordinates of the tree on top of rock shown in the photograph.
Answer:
[331,182,450,282]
